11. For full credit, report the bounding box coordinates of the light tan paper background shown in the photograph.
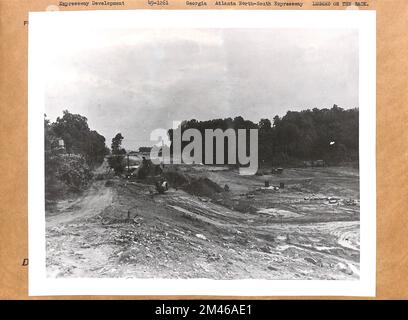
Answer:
[1,0,407,299]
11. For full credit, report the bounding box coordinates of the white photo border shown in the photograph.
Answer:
[28,9,376,296]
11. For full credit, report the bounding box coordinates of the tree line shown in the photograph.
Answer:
[168,105,359,167]
[45,110,109,165]
[45,110,109,201]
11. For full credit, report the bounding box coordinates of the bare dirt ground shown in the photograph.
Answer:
[46,163,360,280]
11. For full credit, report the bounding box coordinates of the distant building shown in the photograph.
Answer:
[53,138,66,153]
[138,146,152,153]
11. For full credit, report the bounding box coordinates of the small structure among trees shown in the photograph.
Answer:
[44,110,109,202]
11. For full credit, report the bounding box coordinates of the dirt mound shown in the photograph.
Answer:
[164,170,223,198]
[188,177,223,197]
[137,159,162,179]
[164,170,189,186]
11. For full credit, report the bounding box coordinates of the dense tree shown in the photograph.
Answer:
[50,110,108,166]
[44,112,107,201]
[108,133,126,174]
[168,106,359,167]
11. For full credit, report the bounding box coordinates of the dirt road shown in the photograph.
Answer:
[47,181,114,227]
[46,166,360,280]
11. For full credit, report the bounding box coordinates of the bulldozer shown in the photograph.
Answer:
[136,157,168,194]
[155,178,169,194]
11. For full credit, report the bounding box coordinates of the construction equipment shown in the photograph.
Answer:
[155,178,169,194]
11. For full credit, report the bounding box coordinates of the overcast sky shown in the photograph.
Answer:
[45,28,358,150]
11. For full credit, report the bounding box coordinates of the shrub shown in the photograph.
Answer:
[45,154,93,200]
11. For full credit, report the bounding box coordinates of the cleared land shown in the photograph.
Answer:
[46,163,360,280]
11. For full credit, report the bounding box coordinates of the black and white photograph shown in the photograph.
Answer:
[28,10,376,296]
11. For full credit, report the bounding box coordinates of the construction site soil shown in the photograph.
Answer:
[46,162,360,280]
